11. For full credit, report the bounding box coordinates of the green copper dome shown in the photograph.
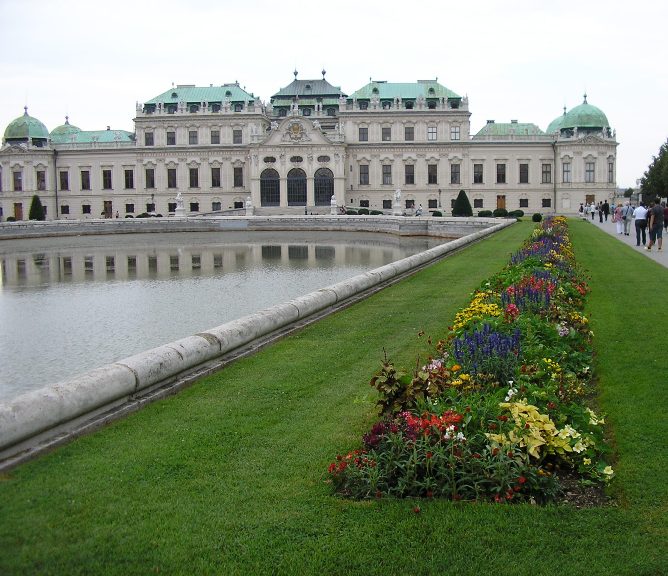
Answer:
[546,107,567,133]
[50,116,81,138]
[4,107,49,141]
[561,95,609,130]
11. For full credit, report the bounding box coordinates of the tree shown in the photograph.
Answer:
[624,188,634,198]
[640,138,668,200]
[452,189,473,217]
[28,195,46,221]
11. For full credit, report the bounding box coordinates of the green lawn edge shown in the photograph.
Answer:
[0,219,666,576]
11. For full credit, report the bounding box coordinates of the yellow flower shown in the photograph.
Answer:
[602,466,614,476]
[583,458,591,465]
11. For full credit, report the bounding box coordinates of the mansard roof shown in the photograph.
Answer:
[475,120,544,137]
[50,128,134,144]
[145,83,256,105]
[349,80,461,100]
[271,78,346,100]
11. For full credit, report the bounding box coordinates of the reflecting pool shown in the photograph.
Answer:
[0,231,446,401]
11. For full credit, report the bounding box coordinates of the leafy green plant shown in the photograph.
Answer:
[532,213,543,222]
[28,195,46,221]
[452,190,473,217]
[478,210,493,217]
[493,208,509,218]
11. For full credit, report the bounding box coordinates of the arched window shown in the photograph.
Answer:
[260,169,280,206]
[287,168,307,206]
[314,168,334,206]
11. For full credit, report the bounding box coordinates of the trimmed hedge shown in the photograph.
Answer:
[532,213,543,222]
[478,210,493,217]
[493,208,509,217]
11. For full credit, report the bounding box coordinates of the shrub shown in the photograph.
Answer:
[369,210,383,215]
[431,210,443,217]
[478,210,493,217]
[125,215,134,218]
[532,213,543,222]
[6,216,16,222]
[508,210,524,218]
[452,190,473,217]
[357,208,370,215]
[345,209,358,215]
[29,195,46,221]
[493,208,509,218]
[136,212,150,218]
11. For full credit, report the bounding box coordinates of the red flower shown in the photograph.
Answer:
[498,415,508,422]
[413,506,421,514]
[328,462,336,473]
[426,451,433,459]
[492,448,500,456]
[518,476,527,484]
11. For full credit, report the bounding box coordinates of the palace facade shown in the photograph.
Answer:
[0,72,618,220]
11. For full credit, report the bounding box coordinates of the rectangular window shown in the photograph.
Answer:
[359,164,369,185]
[358,127,368,141]
[233,129,242,144]
[102,169,112,190]
[145,168,155,189]
[542,198,552,208]
[233,167,243,187]
[405,199,415,209]
[210,130,220,145]
[36,170,46,191]
[190,202,199,212]
[211,167,221,188]
[212,201,221,211]
[382,199,392,209]
[473,163,483,184]
[144,132,154,146]
[405,126,414,141]
[474,198,483,208]
[608,161,614,183]
[450,164,460,185]
[124,169,134,189]
[167,131,176,145]
[428,199,437,209]
[59,171,69,191]
[189,167,199,188]
[585,161,595,183]
[541,163,552,184]
[168,202,177,213]
[359,200,370,208]
[82,204,91,214]
[519,163,529,184]
[81,170,91,190]
[13,171,22,191]
[125,203,135,213]
[562,162,571,183]
[519,198,529,208]
[382,127,391,141]
[428,164,438,185]
[146,203,155,213]
[496,163,506,184]
[382,165,392,185]
[167,168,177,188]
[427,126,437,141]
[188,130,198,145]
[450,125,460,141]
[405,165,415,185]
[60,205,70,215]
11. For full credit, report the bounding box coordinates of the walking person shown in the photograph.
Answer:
[578,203,585,220]
[646,199,664,251]
[613,204,624,235]
[598,202,604,223]
[622,201,634,235]
[590,202,596,221]
[663,201,668,233]
[603,200,610,222]
[633,202,648,246]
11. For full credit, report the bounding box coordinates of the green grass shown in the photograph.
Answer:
[0,220,666,575]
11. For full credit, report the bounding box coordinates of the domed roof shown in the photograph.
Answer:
[4,107,49,140]
[546,107,567,134]
[561,95,609,130]
[50,116,81,137]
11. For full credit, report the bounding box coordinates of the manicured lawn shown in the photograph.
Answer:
[0,220,665,575]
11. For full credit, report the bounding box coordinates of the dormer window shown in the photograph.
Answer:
[372,87,379,94]
[305,84,312,90]
[171,92,178,98]
[428,87,435,95]
[225,90,232,97]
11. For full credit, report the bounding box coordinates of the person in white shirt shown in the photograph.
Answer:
[633,203,648,246]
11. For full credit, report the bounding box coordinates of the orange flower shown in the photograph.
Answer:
[451,364,461,372]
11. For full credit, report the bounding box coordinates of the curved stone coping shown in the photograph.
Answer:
[0,220,513,458]
[0,214,500,240]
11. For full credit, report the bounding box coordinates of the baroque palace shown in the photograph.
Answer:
[0,71,617,220]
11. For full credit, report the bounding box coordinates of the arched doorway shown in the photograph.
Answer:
[260,169,280,206]
[287,168,307,206]
[314,167,334,206]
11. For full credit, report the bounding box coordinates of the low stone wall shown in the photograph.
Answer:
[0,217,514,467]
[0,214,498,240]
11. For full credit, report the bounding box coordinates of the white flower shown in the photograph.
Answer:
[504,386,518,402]
[456,432,466,442]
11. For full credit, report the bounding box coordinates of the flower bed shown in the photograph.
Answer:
[328,217,613,504]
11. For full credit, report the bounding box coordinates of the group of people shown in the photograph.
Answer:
[579,198,666,251]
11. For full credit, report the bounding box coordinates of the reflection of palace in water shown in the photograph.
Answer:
[0,240,429,287]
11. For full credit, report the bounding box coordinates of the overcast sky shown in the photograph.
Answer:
[1,0,666,188]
